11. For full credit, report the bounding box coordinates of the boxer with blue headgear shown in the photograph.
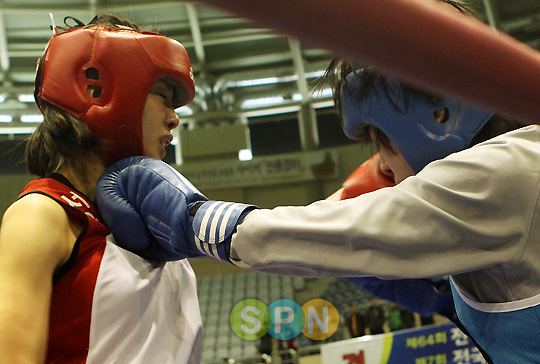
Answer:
[339,70,494,173]
[324,60,525,364]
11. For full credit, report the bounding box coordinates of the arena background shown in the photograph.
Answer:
[0,1,538,363]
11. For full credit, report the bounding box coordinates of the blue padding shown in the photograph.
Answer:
[341,73,494,172]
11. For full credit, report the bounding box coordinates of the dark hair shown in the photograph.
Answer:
[317,0,524,154]
[469,115,525,147]
[26,14,145,177]
[61,14,145,32]
[438,0,478,16]
[25,103,104,177]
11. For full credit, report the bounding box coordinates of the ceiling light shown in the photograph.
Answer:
[0,127,36,134]
[241,96,284,109]
[229,77,280,87]
[20,114,44,123]
[18,94,35,103]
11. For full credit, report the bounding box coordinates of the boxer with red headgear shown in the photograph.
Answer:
[34,15,195,165]
[0,15,202,363]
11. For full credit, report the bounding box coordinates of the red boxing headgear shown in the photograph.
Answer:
[34,26,195,164]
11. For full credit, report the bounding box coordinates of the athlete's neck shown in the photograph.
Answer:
[59,158,106,202]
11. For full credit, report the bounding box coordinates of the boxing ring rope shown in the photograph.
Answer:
[193,0,540,124]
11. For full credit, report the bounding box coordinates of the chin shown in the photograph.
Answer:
[143,151,162,160]
[146,144,164,159]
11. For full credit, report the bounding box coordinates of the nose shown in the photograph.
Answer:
[166,109,180,130]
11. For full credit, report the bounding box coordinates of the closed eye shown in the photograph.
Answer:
[155,93,173,107]
[150,80,174,107]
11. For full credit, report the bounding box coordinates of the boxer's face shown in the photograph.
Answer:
[369,127,414,184]
[378,148,414,184]
[141,80,180,160]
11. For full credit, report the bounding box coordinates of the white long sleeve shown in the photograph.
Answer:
[231,125,540,303]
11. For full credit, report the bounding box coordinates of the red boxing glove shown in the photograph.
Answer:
[327,153,394,201]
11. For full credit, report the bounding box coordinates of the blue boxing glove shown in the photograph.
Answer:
[96,156,257,262]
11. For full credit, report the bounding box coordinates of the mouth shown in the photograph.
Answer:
[159,135,173,148]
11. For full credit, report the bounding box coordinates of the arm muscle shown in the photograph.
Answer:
[0,194,78,364]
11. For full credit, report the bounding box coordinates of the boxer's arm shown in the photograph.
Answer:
[0,194,76,364]
[328,155,455,318]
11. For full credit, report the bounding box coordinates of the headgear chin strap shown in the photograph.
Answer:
[341,72,494,173]
[35,25,195,164]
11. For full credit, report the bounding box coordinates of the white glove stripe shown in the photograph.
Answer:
[209,202,229,244]
[191,199,257,261]
[194,235,210,256]
[198,201,220,242]
[218,204,237,242]
[209,244,219,259]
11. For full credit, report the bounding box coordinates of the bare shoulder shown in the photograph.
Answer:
[0,194,81,362]
[5,193,67,222]
[3,193,71,234]
[1,193,78,270]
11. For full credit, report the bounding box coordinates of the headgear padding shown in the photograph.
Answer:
[341,72,494,173]
[35,26,195,164]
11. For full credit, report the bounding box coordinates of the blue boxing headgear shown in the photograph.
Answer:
[340,72,494,173]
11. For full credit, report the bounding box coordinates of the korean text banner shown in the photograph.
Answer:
[321,323,486,364]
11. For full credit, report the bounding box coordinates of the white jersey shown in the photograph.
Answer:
[21,176,202,364]
[86,238,202,364]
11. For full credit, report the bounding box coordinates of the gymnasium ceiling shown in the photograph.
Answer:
[0,0,539,138]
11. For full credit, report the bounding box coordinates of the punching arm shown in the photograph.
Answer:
[96,157,257,262]
[328,155,456,319]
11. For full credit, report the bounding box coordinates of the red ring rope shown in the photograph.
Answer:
[196,0,540,123]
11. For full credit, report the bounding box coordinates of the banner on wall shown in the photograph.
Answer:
[178,150,338,190]
[320,323,487,364]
